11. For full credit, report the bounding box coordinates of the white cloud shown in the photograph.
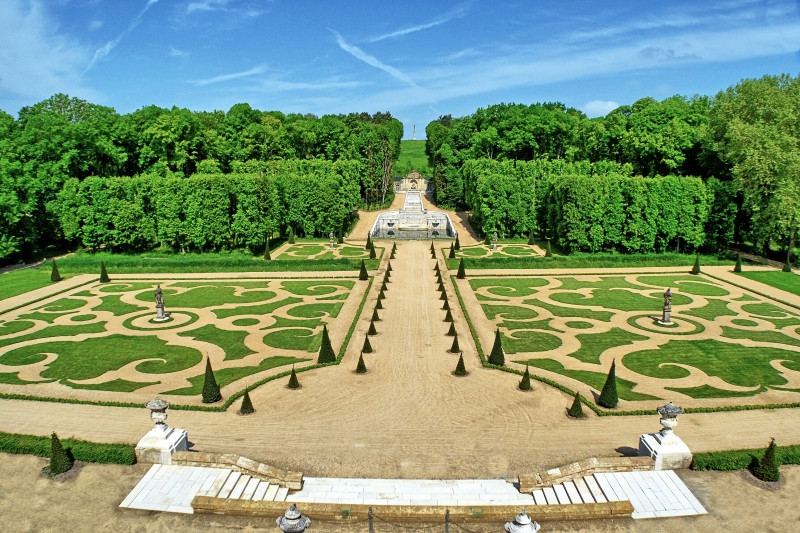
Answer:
[367,2,472,42]
[582,100,620,117]
[330,29,419,88]
[193,64,267,86]
[89,19,103,31]
[84,0,160,74]
[186,0,230,14]
[0,0,94,105]
[169,46,189,58]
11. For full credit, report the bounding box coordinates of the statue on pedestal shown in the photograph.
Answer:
[154,285,169,322]
[329,231,335,250]
[492,232,498,251]
[659,288,673,325]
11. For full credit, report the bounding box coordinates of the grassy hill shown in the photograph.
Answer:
[397,140,431,177]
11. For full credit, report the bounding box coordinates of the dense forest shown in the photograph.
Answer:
[426,74,799,259]
[0,98,402,262]
[1,73,797,265]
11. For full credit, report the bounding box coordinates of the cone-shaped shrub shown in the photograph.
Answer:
[369,246,376,259]
[568,392,585,418]
[239,388,254,415]
[430,241,435,254]
[448,243,456,259]
[371,309,380,322]
[287,366,300,389]
[545,239,553,257]
[442,300,450,311]
[691,253,701,274]
[446,322,456,336]
[733,254,742,273]
[484,233,491,246]
[456,258,466,279]
[387,261,392,272]
[444,309,453,322]
[378,289,385,300]
[288,227,295,244]
[434,262,440,272]
[365,234,372,250]
[454,353,467,376]
[359,260,368,280]
[440,291,447,300]
[50,259,62,282]
[783,261,793,273]
[202,358,222,403]
[528,231,535,246]
[751,438,780,482]
[99,261,110,283]
[455,235,461,250]
[391,242,397,254]
[375,298,383,310]
[436,270,443,282]
[383,270,390,281]
[362,335,373,353]
[438,280,445,292]
[488,328,505,366]
[519,366,531,391]
[317,324,336,364]
[597,360,618,408]
[390,251,395,259]
[368,320,377,335]
[356,353,367,374]
[449,334,460,353]
[49,432,73,476]
[381,281,388,291]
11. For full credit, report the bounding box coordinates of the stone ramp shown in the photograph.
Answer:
[531,471,706,519]
[119,464,289,514]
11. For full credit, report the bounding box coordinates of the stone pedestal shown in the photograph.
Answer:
[135,425,188,464]
[639,430,692,470]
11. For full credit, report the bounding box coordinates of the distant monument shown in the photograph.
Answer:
[135,398,188,464]
[370,190,457,240]
[638,402,692,470]
[657,288,673,325]
[154,285,170,322]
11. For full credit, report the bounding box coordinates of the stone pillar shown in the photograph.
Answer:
[638,402,692,470]
[135,398,188,464]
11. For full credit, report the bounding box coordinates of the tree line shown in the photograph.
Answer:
[0,96,401,260]
[426,74,799,259]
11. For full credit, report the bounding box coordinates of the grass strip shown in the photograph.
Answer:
[0,430,136,464]
[691,444,800,471]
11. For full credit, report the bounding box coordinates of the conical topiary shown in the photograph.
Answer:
[783,261,793,273]
[440,290,447,301]
[434,262,440,273]
[239,388,254,415]
[381,281,388,291]
[369,245,376,259]
[390,249,395,259]
[691,253,701,274]
[356,352,367,374]
[287,366,300,389]
[450,334,460,353]
[488,328,505,366]
[99,261,110,283]
[448,243,456,259]
[442,300,450,311]
[751,438,780,482]
[484,233,491,246]
[438,280,445,292]
[733,254,742,273]
[49,432,73,476]
[362,335,373,353]
[519,366,531,391]
[453,353,467,376]
[317,324,336,364]
[368,320,377,336]
[567,392,585,418]
[202,357,222,403]
[387,261,392,272]
[359,260,368,280]
[455,235,461,250]
[288,227,295,244]
[391,242,397,254]
[528,230,535,246]
[456,258,466,279]
[545,239,553,257]
[50,259,62,282]
[375,298,383,310]
[430,241,435,254]
[365,234,372,250]
[446,322,456,336]
[444,309,453,322]
[383,270,390,282]
[597,360,618,408]
[372,309,380,322]
[378,289,385,300]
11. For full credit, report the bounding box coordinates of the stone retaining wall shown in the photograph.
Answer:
[172,451,303,490]
[518,456,654,492]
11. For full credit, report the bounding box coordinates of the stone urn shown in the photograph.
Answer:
[276,504,311,532]
[146,398,169,430]
[504,509,540,533]
[658,401,683,437]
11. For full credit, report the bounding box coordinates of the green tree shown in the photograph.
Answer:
[751,438,780,482]
[49,432,73,476]
[488,328,504,365]
[568,392,585,418]
[239,388,254,415]
[597,360,618,408]
[202,358,222,403]
[519,366,531,390]
[356,352,367,374]
[317,324,336,364]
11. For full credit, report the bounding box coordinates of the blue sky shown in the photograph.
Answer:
[1,0,799,138]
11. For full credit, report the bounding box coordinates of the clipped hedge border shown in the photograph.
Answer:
[691,445,800,471]
[450,275,800,417]
[703,271,800,313]
[445,252,732,272]
[0,277,375,413]
[0,431,136,464]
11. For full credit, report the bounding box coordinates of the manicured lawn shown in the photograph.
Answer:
[163,356,307,396]
[0,268,54,300]
[569,328,649,365]
[739,270,800,296]
[398,140,431,175]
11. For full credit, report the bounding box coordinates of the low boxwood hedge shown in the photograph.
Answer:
[691,444,800,471]
[0,431,136,465]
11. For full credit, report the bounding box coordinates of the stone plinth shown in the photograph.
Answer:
[638,431,692,470]
[135,425,188,464]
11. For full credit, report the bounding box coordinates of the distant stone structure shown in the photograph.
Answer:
[657,288,673,325]
[370,190,456,240]
[638,402,692,470]
[135,398,188,464]
[394,171,432,193]
[154,285,170,322]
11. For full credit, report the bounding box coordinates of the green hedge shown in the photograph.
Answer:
[691,445,800,471]
[0,431,136,464]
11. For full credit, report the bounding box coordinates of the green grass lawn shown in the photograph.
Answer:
[739,270,800,296]
[397,140,431,176]
[0,268,54,300]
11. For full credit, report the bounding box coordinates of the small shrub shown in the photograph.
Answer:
[527,231,535,246]
[239,388,254,415]
[484,233,491,246]
[691,253,701,274]
[450,334,460,353]
[567,392,585,418]
[437,281,445,292]
[391,242,397,254]
[430,241,435,254]
[375,298,383,310]
[454,236,461,250]
[359,260,368,280]
[733,254,742,273]
[444,310,453,322]
[355,353,367,374]
[99,261,110,283]
[442,300,450,311]
[378,289,385,300]
[264,241,271,260]
[387,261,392,272]
[783,261,793,273]
[751,438,780,482]
[545,239,553,257]
[434,262,440,273]
[362,335,373,353]
[317,324,336,364]
[446,322,456,336]
[597,360,618,408]
[440,291,447,300]
[48,432,73,476]
[202,358,222,404]
[453,353,467,376]
[519,366,531,391]
[50,259,62,282]
[368,320,377,335]
[365,234,371,250]
[448,243,456,259]
[369,246,376,259]
[381,280,388,291]
[288,228,295,244]
[372,309,380,322]
[456,258,466,279]
[488,328,504,366]
[287,366,300,389]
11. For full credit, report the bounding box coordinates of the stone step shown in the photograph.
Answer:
[229,475,251,499]
[253,481,270,501]
[275,487,289,502]
[217,471,242,499]
[263,484,279,501]
[241,477,261,500]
